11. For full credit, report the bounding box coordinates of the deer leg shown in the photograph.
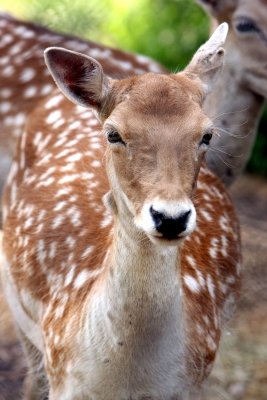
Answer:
[18,329,49,400]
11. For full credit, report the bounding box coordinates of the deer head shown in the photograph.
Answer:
[198,0,267,98]
[44,23,228,245]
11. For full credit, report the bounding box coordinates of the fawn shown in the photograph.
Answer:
[2,23,241,399]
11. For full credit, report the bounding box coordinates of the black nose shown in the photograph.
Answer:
[150,206,191,239]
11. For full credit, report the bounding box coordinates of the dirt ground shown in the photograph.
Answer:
[0,174,266,400]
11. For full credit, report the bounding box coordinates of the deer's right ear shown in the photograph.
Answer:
[44,47,110,111]
[184,23,228,93]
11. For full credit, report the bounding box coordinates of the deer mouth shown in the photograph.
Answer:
[146,231,189,247]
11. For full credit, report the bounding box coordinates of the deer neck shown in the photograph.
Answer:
[87,198,183,350]
[204,53,264,185]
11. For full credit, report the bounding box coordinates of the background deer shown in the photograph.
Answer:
[197,0,267,184]
[2,24,241,399]
[0,12,165,221]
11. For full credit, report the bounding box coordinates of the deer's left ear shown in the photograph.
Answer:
[184,23,228,93]
[44,47,111,111]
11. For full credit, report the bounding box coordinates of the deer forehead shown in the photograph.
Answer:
[107,73,208,141]
[114,73,204,112]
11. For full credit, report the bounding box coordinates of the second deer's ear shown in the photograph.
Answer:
[184,23,228,92]
[44,47,110,111]
[196,0,236,19]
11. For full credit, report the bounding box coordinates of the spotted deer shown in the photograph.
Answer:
[2,23,241,400]
[197,0,267,184]
[0,13,165,212]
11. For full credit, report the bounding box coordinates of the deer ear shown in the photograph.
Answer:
[196,0,236,19]
[44,47,110,111]
[184,23,228,92]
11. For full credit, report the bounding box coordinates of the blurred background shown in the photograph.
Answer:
[0,1,266,400]
[0,0,266,176]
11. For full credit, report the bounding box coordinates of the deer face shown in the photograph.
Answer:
[45,23,228,244]
[198,0,267,98]
[103,73,212,243]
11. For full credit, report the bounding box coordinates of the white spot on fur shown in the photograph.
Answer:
[54,201,66,212]
[55,148,74,159]
[37,239,46,265]
[24,86,38,98]
[2,66,15,77]
[46,110,62,125]
[20,67,36,82]
[184,275,200,293]
[66,153,82,163]
[209,237,218,259]
[14,113,26,127]
[81,246,94,259]
[45,94,63,109]
[200,210,212,222]
[207,274,215,300]
[0,101,11,113]
[53,118,65,129]
[186,255,196,268]
[52,214,64,229]
[55,187,72,197]
[73,270,91,289]
[49,242,57,259]
[64,264,76,286]
[65,236,76,248]
[40,84,54,96]
[58,174,79,184]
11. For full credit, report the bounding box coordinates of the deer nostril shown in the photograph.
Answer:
[150,206,191,239]
[150,207,164,229]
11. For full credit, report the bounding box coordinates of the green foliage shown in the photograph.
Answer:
[24,0,208,71]
[104,0,209,71]
[25,0,105,38]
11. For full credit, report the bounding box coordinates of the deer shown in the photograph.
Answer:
[0,12,165,217]
[2,23,241,399]
[197,0,267,185]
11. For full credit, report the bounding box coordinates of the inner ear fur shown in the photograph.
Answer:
[44,47,111,111]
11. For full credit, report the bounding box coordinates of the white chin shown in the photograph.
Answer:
[147,233,186,247]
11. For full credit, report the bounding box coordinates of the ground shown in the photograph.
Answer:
[0,174,266,400]
[204,175,267,400]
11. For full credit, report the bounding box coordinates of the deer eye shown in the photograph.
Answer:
[200,132,213,146]
[235,19,260,34]
[107,130,126,145]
